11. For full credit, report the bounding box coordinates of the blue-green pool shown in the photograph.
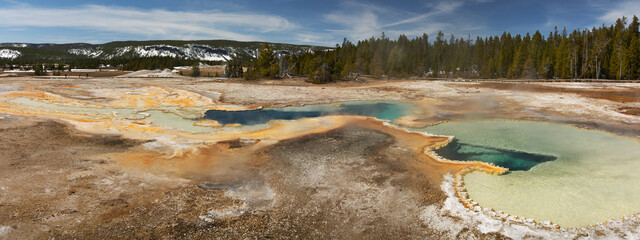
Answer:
[203,101,414,125]
[434,139,557,171]
[422,120,640,228]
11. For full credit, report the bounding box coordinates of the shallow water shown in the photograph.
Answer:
[422,121,640,228]
[203,101,414,125]
[141,110,215,133]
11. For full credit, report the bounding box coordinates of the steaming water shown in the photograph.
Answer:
[422,121,640,228]
[203,101,414,125]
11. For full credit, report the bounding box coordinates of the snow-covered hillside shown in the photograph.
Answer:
[104,46,132,59]
[133,45,231,61]
[0,49,21,60]
[67,44,232,61]
[0,40,323,62]
[0,43,27,48]
[68,48,104,58]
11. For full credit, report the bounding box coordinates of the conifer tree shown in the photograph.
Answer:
[192,64,200,78]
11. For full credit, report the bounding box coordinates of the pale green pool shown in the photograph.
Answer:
[422,121,640,228]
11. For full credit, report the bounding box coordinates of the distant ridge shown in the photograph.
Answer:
[0,40,327,62]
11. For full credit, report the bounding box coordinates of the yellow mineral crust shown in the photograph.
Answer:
[0,85,506,187]
[117,116,505,189]
[0,87,356,151]
[3,85,260,118]
[193,120,223,128]
[96,86,215,108]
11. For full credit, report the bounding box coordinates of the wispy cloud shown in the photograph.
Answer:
[325,10,382,41]
[0,4,298,41]
[598,0,640,24]
[294,33,335,46]
[322,0,472,42]
[384,1,463,28]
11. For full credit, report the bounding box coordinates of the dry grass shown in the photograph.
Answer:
[179,65,227,77]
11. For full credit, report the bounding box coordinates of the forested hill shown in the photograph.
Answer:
[285,16,640,81]
[0,40,324,64]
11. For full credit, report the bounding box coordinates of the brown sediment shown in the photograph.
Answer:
[470,82,640,103]
[0,114,509,238]
[117,117,499,182]
[113,115,508,186]
[2,78,639,238]
[0,117,149,239]
[620,107,640,116]
[246,120,489,238]
[0,82,508,186]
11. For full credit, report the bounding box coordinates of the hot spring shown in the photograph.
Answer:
[203,101,415,125]
[422,120,640,228]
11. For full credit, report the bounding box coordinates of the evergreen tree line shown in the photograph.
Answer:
[283,16,640,81]
[243,43,280,80]
[236,42,339,83]
[1,57,222,72]
[5,15,638,81]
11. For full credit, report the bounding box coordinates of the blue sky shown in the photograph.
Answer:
[0,0,638,46]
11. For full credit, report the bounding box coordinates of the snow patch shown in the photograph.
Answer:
[103,46,133,59]
[0,49,21,60]
[244,49,258,58]
[0,43,27,48]
[132,45,230,61]
[70,69,102,72]
[184,44,230,61]
[135,45,180,58]
[117,69,180,78]
[68,48,104,58]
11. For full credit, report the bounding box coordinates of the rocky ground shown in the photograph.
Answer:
[0,76,638,239]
